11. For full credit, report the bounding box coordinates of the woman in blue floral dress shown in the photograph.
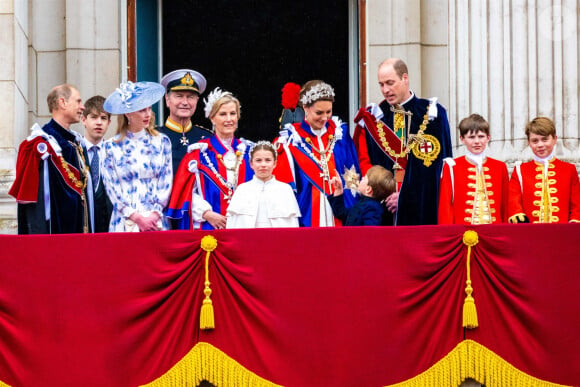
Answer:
[102,81,173,232]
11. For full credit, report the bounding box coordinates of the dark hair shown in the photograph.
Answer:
[458,114,490,138]
[525,116,556,139]
[83,95,110,119]
[299,80,335,107]
[366,165,395,201]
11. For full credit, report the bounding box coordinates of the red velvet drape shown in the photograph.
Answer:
[0,224,578,386]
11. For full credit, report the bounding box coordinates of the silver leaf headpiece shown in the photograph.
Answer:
[300,83,335,106]
[203,87,232,118]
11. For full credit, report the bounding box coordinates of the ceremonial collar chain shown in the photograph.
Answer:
[200,145,244,193]
[376,107,431,159]
[300,134,337,170]
[61,141,89,191]
[62,141,90,232]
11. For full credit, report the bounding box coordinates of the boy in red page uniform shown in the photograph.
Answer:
[438,114,509,224]
[508,116,580,223]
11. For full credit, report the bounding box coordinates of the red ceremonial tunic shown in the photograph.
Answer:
[508,158,580,223]
[438,156,509,225]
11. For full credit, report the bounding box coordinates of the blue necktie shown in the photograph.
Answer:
[90,146,100,190]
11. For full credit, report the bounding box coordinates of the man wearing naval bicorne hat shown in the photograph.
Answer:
[159,69,212,176]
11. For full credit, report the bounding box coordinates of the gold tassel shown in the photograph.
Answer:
[462,231,479,329]
[141,342,283,386]
[386,339,570,387]
[200,235,218,330]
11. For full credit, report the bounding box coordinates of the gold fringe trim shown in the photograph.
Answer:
[141,342,282,387]
[462,230,479,329]
[0,380,11,386]
[386,339,570,387]
[200,235,218,330]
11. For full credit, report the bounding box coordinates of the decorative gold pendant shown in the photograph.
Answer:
[411,134,440,167]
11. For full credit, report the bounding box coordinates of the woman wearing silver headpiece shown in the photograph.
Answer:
[274,80,361,227]
[167,88,253,230]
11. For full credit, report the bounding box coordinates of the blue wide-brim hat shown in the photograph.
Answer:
[104,81,166,114]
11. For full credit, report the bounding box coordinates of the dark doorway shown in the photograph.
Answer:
[162,1,352,142]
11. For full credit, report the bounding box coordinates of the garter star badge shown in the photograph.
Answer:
[411,134,440,167]
[342,165,360,195]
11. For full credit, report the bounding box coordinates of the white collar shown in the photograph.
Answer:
[533,152,556,176]
[83,138,104,150]
[532,152,555,164]
[465,149,487,168]
[252,175,276,185]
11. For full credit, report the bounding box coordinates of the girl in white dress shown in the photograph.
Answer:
[226,141,301,228]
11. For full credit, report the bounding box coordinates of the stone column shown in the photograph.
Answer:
[65,0,121,127]
[0,0,28,233]
[449,1,580,168]
[366,0,423,105]
[365,0,450,111]
[0,0,122,234]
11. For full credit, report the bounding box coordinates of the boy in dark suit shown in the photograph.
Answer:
[328,165,396,226]
[82,95,113,232]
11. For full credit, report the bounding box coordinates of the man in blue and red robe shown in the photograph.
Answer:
[353,58,452,225]
[10,84,92,234]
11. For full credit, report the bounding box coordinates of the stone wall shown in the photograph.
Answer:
[365,0,580,172]
[1,1,579,233]
[0,0,122,233]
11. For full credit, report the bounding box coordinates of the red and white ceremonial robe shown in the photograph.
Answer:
[508,157,580,223]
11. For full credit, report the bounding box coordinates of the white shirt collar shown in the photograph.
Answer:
[83,137,103,151]
[532,152,555,164]
[465,149,487,169]
[533,152,556,176]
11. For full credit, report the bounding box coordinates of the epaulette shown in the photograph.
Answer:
[331,116,345,140]
[194,125,214,135]
[427,97,439,120]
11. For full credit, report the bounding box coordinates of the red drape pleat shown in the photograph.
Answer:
[0,224,578,386]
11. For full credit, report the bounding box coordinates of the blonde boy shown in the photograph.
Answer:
[508,117,580,223]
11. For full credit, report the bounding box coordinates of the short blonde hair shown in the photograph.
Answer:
[47,84,75,113]
[209,94,241,120]
[366,165,395,201]
[525,117,556,139]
